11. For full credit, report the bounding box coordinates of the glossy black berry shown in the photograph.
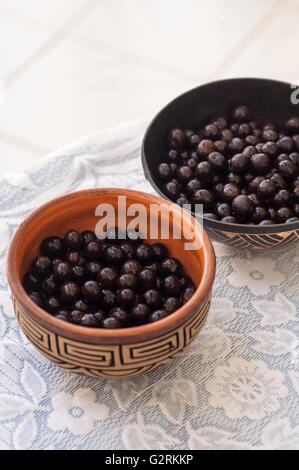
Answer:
[143,289,163,309]
[121,260,141,275]
[44,296,61,314]
[64,230,81,250]
[148,310,169,322]
[103,245,125,266]
[116,288,136,307]
[40,236,65,258]
[109,307,128,325]
[159,258,182,276]
[81,280,101,303]
[117,273,139,290]
[23,271,41,293]
[130,304,150,324]
[163,297,182,313]
[53,261,73,283]
[232,195,253,218]
[31,255,52,276]
[98,267,118,287]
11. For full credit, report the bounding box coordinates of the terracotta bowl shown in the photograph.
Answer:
[142,78,299,250]
[6,189,215,379]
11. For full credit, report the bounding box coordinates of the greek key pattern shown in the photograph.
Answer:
[13,294,211,378]
[206,227,299,249]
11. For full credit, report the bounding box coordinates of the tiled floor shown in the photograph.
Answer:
[0,0,297,174]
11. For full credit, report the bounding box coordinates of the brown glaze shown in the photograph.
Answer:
[6,189,215,377]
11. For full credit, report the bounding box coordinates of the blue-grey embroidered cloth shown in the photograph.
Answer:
[0,118,298,450]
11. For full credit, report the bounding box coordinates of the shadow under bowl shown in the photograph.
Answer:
[142,77,299,250]
[6,188,215,378]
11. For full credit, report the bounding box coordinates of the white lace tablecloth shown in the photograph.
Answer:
[0,118,298,450]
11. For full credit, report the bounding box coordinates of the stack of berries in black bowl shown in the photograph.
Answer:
[158,105,299,225]
[23,228,196,328]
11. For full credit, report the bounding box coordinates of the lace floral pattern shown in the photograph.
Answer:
[0,119,298,449]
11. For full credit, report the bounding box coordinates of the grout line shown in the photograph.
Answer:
[207,0,294,81]
[0,129,49,155]
[4,0,99,87]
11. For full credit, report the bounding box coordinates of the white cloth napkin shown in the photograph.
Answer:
[0,118,298,450]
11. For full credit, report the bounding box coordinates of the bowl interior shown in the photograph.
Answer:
[142,77,299,233]
[9,189,215,342]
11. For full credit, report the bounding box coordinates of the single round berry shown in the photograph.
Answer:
[176,165,193,183]
[44,296,61,314]
[109,307,128,325]
[31,255,52,276]
[64,229,81,250]
[116,288,136,307]
[84,240,102,260]
[181,286,196,303]
[143,289,163,309]
[81,230,96,245]
[98,267,118,287]
[257,179,275,198]
[158,163,172,180]
[152,243,168,261]
[53,261,73,283]
[161,275,181,297]
[232,195,253,218]
[250,153,271,174]
[139,268,156,289]
[117,273,139,290]
[203,123,220,140]
[121,260,141,275]
[163,297,182,313]
[196,139,215,157]
[168,128,184,149]
[23,271,41,293]
[222,183,240,203]
[130,303,151,324]
[217,203,231,218]
[135,243,154,265]
[232,105,250,122]
[278,159,297,178]
[192,189,214,210]
[148,310,169,322]
[159,258,182,276]
[101,317,122,329]
[103,245,125,266]
[230,153,248,174]
[81,280,101,303]
[207,151,226,170]
[41,274,57,295]
[196,161,212,179]
[163,180,181,200]
[40,236,65,258]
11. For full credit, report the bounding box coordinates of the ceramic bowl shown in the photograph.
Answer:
[142,78,299,249]
[6,188,215,378]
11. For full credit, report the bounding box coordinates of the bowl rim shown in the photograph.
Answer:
[141,76,299,235]
[6,188,216,343]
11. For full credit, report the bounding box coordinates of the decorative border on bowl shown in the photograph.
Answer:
[13,293,211,378]
[205,226,299,249]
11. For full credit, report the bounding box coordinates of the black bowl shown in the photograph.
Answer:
[142,78,299,249]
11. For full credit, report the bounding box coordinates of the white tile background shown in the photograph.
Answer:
[0,0,298,174]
